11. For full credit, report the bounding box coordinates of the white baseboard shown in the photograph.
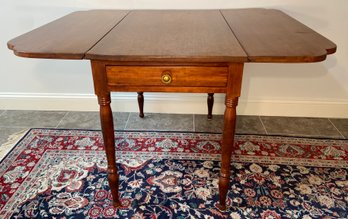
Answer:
[0,93,347,118]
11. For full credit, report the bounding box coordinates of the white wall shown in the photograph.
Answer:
[1,0,347,117]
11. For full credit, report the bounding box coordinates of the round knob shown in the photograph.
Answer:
[161,72,172,84]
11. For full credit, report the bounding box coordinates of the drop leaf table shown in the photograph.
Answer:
[8,8,336,210]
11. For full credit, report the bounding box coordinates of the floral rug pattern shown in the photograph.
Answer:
[0,129,347,218]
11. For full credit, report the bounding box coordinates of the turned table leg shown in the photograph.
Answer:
[137,92,144,118]
[98,94,121,207]
[218,63,244,210]
[207,93,214,119]
[218,96,238,210]
[92,61,122,207]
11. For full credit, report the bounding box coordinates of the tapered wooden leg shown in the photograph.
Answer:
[137,92,144,118]
[98,94,121,207]
[218,63,244,210]
[207,93,214,119]
[218,97,238,210]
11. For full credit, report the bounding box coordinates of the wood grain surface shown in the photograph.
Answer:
[8,9,337,63]
[106,66,228,87]
[86,10,247,62]
[7,10,129,59]
[221,8,337,62]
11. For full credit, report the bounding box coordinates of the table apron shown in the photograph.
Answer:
[107,86,227,93]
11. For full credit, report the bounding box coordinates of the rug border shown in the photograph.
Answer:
[1,127,346,165]
[23,127,348,141]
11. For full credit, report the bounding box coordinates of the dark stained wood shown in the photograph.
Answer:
[98,94,121,208]
[8,10,129,59]
[221,8,337,62]
[86,10,247,62]
[207,93,214,119]
[91,60,121,207]
[137,92,145,118]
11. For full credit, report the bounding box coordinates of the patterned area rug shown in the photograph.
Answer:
[0,129,347,219]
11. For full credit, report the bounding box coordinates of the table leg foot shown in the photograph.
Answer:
[217,203,227,211]
[112,200,122,208]
[218,174,229,210]
[107,167,120,207]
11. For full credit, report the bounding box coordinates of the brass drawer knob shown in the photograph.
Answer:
[161,72,172,84]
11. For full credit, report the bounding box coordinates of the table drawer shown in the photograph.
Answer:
[106,66,228,87]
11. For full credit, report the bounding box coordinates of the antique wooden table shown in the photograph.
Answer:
[8,9,336,210]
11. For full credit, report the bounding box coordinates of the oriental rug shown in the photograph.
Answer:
[0,129,347,218]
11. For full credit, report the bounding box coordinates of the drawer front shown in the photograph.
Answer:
[106,66,228,87]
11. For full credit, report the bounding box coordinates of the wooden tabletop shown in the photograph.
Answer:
[8,8,336,63]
